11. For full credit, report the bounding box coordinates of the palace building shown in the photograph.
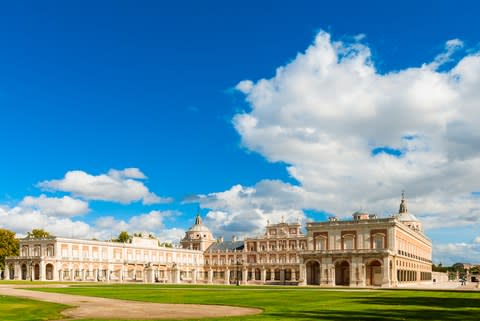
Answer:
[4,194,432,287]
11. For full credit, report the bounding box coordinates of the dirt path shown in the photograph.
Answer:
[0,284,261,320]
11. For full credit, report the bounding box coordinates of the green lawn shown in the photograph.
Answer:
[26,284,480,321]
[0,294,69,321]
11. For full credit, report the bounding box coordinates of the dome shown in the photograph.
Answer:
[187,213,212,233]
[189,224,211,233]
[398,212,419,222]
[353,210,368,216]
[396,192,423,232]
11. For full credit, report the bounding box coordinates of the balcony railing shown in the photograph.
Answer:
[301,248,391,255]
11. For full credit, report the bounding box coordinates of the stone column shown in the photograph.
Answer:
[261,268,266,283]
[15,264,21,280]
[382,257,391,287]
[242,268,248,285]
[39,263,46,281]
[145,267,155,283]
[329,264,335,286]
[292,268,296,281]
[391,259,398,287]
[4,266,9,280]
[192,269,197,284]
[59,269,63,281]
[307,236,314,250]
[208,268,213,284]
[357,263,366,287]
[320,263,327,285]
[298,264,307,286]
[224,268,230,285]
[175,268,180,284]
[280,269,285,283]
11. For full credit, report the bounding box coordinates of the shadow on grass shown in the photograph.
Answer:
[268,309,479,321]
[353,296,480,309]
[267,296,480,320]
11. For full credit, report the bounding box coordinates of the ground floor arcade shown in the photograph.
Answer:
[300,253,431,287]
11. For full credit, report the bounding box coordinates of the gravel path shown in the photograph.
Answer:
[0,284,261,320]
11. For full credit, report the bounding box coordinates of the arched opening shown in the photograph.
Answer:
[274,269,281,281]
[335,261,350,286]
[21,264,27,280]
[46,264,54,280]
[285,269,292,281]
[306,261,320,285]
[34,264,40,280]
[255,268,261,280]
[9,264,14,280]
[367,260,382,286]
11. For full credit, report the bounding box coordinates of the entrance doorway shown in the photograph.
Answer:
[46,264,54,280]
[367,260,382,286]
[21,264,27,280]
[306,261,320,285]
[34,264,40,280]
[335,261,350,286]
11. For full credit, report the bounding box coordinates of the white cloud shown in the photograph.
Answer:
[192,180,307,238]
[0,204,184,243]
[19,194,89,217]
[0,206,93,239]
[185,31,480,263]
[93,210,182,242]
[428,38,464,70]
[433,242,480,265]
[39,168,172,205]
[227,30,480,229]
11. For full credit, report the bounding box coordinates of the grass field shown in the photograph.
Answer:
[0,294,69,321]
[22,284,480,321]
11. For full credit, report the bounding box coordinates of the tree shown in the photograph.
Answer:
[27,228,52,238]
[0,229,19,270]
[159,242,173,248]
[115,231,131,243]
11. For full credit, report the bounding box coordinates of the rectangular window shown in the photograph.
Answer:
[344,238,353,250]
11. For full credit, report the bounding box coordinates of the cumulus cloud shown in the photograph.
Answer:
[229,31,480,229]
[0,205,93,238]
[93,210,182,242]
[19,194,89,217]
[189,180,307,238]
[184,31,480,262]
[39,168,172,205]
[0,204,184,243]
[433,242,480,265]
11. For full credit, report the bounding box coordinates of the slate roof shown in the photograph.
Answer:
[206,240,244,252]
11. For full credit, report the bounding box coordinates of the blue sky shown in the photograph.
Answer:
[1,0,480,264]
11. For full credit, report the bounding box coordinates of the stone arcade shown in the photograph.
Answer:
[4,194,431,287]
